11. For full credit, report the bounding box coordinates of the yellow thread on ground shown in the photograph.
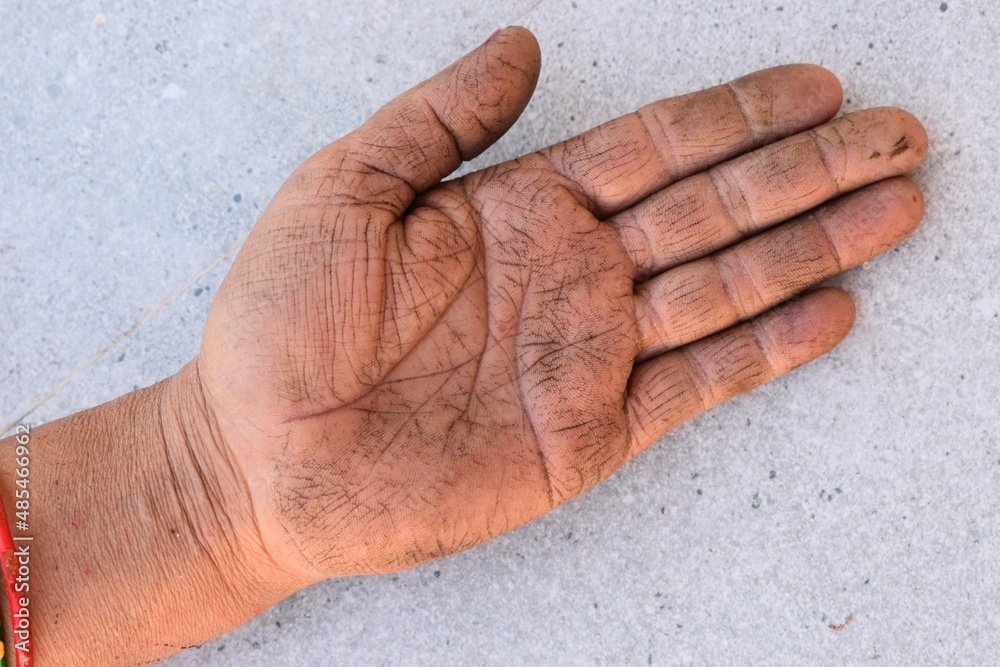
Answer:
[1,232,248,436]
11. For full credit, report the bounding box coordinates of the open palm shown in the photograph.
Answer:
[196,27,926,580]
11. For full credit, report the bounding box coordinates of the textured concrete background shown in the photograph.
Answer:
[2,0,998,664]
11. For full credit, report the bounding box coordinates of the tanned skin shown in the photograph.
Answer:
[0,27,927,665]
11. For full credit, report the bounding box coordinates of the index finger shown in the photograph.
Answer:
[537,64,844,217]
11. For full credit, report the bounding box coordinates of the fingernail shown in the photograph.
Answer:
[486,25,505,42]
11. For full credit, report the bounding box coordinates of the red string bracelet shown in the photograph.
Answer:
[0,493,32,667]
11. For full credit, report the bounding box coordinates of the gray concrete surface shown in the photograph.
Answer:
[2,0,998,664]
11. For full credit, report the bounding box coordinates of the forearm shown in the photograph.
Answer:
[0,361,301,665]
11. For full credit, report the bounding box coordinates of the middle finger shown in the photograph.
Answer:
[632,176,924,361]
[612,107,927,281]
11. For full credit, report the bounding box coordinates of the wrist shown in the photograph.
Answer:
[0,362,304,664]
[154,358,308,618]
[157,360,287,587]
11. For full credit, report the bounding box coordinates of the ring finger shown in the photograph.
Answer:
[633,176,924,360]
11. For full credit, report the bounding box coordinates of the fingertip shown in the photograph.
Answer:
[880,176,926,239]
[812,286,857,334]
[497,25,541,58]
[892,108,930,166]
[794,63,844,116]
[773,63,841,101]
[802,286,857,347]
[907,177,926,223]
[453,25,541,157]
[734,64,843,140]
[818,177,926,265]
[768,287,856,371]
[484,25,542,84]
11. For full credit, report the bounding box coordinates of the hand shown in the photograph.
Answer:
[192,26,926,581]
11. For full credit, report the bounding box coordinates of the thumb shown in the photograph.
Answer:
[302,26,541,213]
